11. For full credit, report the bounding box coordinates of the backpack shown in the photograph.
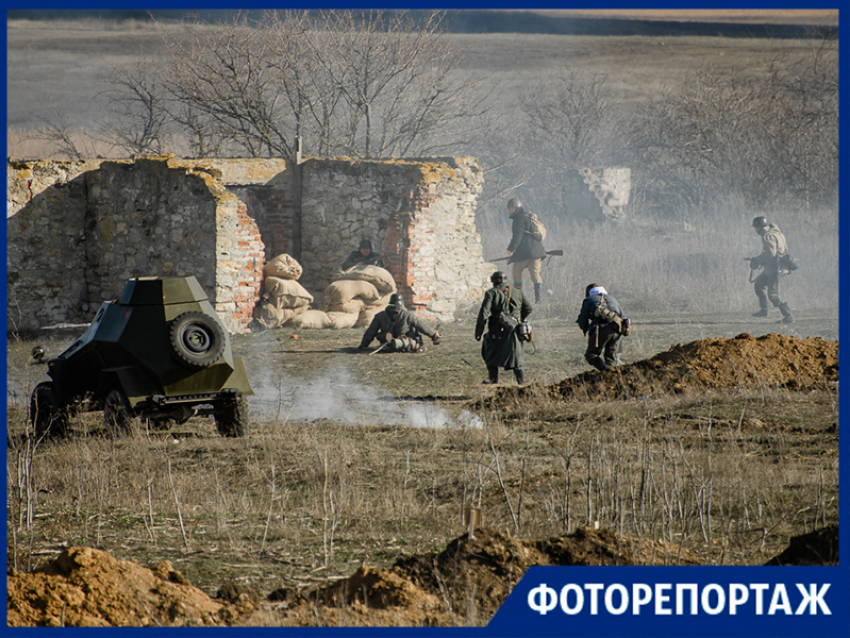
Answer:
[527,214,547,242]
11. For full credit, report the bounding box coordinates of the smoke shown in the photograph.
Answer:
[247,364,482,430]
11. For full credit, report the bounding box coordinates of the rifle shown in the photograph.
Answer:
[488,249,564,263]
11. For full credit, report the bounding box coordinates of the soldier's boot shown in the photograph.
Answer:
[585,353,608,372]
[752,294,769,317]
[514,368,526,385]
[534,284,543,304]
[483,366,499,384]
[778,302,795,324]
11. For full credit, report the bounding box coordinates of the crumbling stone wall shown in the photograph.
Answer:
[565,167,632,222]
[7,156,265,334]
[7,154,489,333]
[299,157,490,318]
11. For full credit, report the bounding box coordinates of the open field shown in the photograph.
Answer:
[6,14,837,148]
[5,11,841,627]
[7,307,839,626]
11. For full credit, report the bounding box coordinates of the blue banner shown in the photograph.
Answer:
[489,566,848,637]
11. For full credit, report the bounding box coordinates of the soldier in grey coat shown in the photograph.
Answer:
[475,271,533,384]
[576,283,629,372]
[358,294,440,352]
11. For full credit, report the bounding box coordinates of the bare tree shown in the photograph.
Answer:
[100,58,172,156]
[623,33,837,218]
[103,10,499,160]
[306,9,496,158]
[28,99,97,160]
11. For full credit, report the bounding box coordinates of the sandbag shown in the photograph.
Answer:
[264,276,314,307]
[326,311,360,330]
[252,301,309,330]
[356,305,383,327]
[334,264,397,295]
[289,309,333,329]
[323,279,381,305]
[264,253,303,280]
[323,298,366,315]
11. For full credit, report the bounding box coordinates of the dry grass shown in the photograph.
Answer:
[6,316,839,600]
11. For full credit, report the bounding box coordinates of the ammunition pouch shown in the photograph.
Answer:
[488,312,519,339]
[778,253,799,272]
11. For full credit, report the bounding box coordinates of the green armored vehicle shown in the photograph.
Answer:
[29,276,253,438]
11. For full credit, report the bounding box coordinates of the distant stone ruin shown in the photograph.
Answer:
[567,167,631,222]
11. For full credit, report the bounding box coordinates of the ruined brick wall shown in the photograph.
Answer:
[6,160,100,332]
[7,156,266,334]
[299,157,490,320]
[7,154,489,333]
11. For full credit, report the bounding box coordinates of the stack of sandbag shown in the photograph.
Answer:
[328,265,398,328]
[253,254,313,330]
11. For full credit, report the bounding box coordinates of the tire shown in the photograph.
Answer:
[104,389,135,437]
[215,399,248,437]
[169,311,226,369]
[29,382,69,438]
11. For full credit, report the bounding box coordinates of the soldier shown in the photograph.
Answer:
[748,216,795,324]
[576,283,630,372]
[475,271,532,384]
[506,197,548,303]
[342,239,384,270]
[358,293,440,352]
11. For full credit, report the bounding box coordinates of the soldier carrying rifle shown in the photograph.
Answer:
[745,216,796,324]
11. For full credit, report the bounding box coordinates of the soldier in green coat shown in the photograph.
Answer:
[475,271,533,384]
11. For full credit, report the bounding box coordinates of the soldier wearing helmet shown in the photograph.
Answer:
[505,197,548,303]
[342,238,384,270]
[358,293,441,352]
[474,270,533,384]
[577,283,630,372]
[747,216,795,324]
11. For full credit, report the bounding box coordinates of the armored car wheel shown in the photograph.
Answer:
[30,382,70,439]
[104,389,135,437]
[169,311,226,369]
[215,399,248,437]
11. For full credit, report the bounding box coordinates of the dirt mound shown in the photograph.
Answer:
[764,525,838,566]
[8,524,837,627]
[503,333,836,404]
[274,527,701,625]
[6,546,245,627]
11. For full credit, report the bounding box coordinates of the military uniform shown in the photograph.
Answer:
[506,200,547,302]
[577,286,626,372]
[750,219,794,323]
[475,279,533,383]
[358,304,438,352]
[342,239,384,271]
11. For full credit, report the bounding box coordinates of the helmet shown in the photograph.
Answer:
[491,271,508,285]
[507,197,522,210]
[359,239,373,250]
[751,216,768,229]
[388,293,404,307]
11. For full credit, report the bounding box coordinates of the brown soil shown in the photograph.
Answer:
[8,524,836,627]
[490,333,838,406]
[7,333,840,627]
